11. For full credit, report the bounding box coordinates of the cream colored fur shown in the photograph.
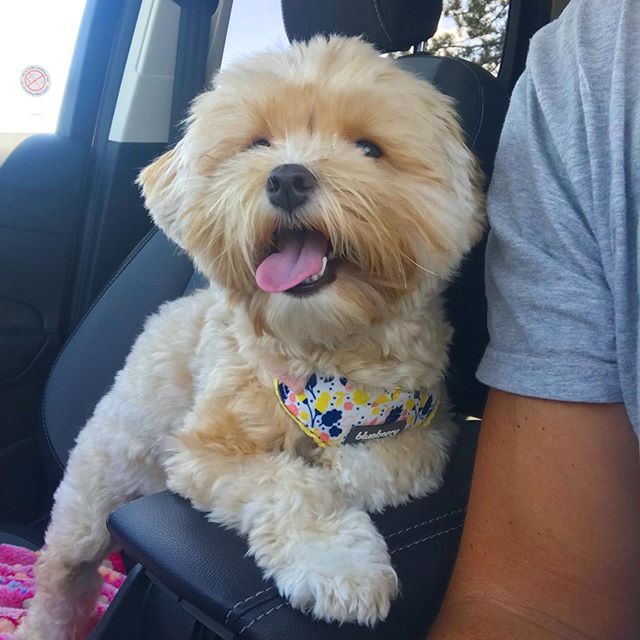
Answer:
[20,37,482,639]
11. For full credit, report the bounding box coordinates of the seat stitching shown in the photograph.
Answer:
[401,54,487,150]
[372,0,394,47]
[41,229,160,472]
[386,507,466,539]
[224,509,467,626]
[224,586,278,625]
[390,523,464,555]
[445,57,485,148]
[238,602,286,635]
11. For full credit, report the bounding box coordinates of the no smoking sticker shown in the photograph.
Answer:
[21,65,50,96]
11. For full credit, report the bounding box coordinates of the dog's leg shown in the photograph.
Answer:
[18,398,168,640]
[18,430,139,640]
[19,295,204,640]
[167,442,398,627]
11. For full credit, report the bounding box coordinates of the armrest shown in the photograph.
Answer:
[108,423,478,640]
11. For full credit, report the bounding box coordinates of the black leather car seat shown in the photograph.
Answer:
[0,1,508,638]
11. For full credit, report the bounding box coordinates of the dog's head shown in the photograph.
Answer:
[139,37,483,342]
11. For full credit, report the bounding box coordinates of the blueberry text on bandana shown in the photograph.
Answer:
[275,374,439,447]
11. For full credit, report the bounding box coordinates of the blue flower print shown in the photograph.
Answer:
[328,425,343,438]
[321,409,342,427]
[420,395,434,419]
[385,406,403,424]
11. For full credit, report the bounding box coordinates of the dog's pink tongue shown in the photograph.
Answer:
[256,230,327,293]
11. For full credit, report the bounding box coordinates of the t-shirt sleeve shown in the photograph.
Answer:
[476,36,622,403]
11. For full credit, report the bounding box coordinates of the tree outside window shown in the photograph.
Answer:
[428,0,510,76]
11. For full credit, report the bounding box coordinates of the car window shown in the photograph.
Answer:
[0,0,88,143]
[428,0,510,76]
[221,0,288,69]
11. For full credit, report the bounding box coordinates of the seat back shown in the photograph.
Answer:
[397,54,508,418]
[41,232,200,483]
[42,0,508,484]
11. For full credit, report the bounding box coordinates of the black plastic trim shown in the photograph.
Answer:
[498,0,553,91]
[170,0,219,144]
[58,0,129,140]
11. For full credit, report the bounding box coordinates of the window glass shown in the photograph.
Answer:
[221,0,288,70]
[0,0,88,135]
[427,0,510,76]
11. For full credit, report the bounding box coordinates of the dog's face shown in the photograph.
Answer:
[139,37,482,341]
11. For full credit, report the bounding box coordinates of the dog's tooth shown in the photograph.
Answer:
[319,256,327,277]
[301,271,324,286]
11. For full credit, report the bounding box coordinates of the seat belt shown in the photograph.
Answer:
[170,0,218,145]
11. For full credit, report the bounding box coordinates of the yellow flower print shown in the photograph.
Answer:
[353,388,369,405]
[315,391,331,413]
[375,393,390,405]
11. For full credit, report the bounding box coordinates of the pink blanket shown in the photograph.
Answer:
[0,544,125,639]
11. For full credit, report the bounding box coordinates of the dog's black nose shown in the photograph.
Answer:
[266,164,316,212]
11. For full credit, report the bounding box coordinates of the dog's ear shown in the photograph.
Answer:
[137,146,184,244]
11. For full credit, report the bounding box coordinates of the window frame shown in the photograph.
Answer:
[498,0,553,90]
[57,0,138,141]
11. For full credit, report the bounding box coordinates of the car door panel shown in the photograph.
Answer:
[0,0,135,522]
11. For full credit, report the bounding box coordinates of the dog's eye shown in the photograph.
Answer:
[250,138,271,149]
[356,139,383,158]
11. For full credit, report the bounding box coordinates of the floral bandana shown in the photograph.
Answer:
[275,374,439,448]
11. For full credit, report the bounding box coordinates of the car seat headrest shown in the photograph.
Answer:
[281,0,443,53]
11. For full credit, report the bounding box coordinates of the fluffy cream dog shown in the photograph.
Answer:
[21,36,482,639]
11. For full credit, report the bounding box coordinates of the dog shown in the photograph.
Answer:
[20,36,482,639]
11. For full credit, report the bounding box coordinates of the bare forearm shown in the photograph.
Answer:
[427,391,640,640]
[430,596,595,640]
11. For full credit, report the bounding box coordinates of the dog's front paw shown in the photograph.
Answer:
[284,551,398,626]
[16,616,56,640]
[18,607,88,640]
[271,529,398,626]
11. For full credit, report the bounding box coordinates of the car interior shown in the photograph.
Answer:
[0,0,572,637]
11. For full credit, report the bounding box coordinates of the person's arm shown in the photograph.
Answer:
[429,389,640,639]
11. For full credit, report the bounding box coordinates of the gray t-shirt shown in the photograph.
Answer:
[476,0,640,437]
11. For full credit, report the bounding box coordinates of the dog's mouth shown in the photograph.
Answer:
[255,229,337,296]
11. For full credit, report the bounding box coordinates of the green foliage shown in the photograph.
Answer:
[427,0,510,75]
